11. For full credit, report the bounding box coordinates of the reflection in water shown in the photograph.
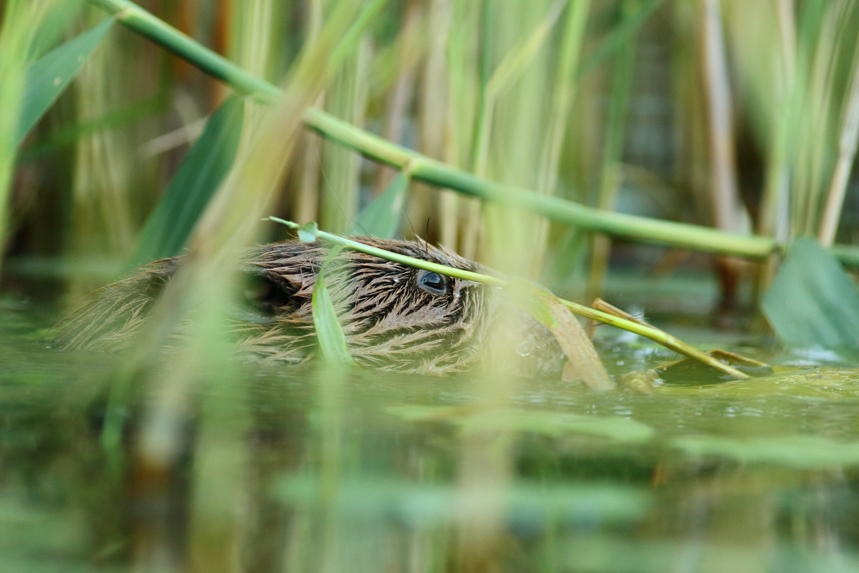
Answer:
[2,300,859,571]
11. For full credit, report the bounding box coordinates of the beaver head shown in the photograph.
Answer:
[51,238,563,376]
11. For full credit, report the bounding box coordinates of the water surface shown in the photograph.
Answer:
[2,286,859,573]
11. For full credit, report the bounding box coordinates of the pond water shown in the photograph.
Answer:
[2,279,859,573]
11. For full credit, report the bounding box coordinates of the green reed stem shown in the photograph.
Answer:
[268,217,749,380]
[89,0,784,261]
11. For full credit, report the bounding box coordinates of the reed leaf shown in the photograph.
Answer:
[16,18,114,147]
[348,167,410,238]
[484,0,567,97]
[587,0,638,299]
[131,96,245,267]
[537,0,591,196]
[578,0,664,77]
[89,0,792,261]
[0,0,68,272]
[818,27,859,246]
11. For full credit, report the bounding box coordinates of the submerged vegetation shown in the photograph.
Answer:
[4,0,859,570]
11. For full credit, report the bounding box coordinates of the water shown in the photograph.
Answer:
[2,290,859,572]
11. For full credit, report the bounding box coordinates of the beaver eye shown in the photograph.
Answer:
[417,270,447,295]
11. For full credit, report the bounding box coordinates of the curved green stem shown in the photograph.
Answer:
[90,0,781,260]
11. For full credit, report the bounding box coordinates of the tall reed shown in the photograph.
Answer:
[0,0,73,274]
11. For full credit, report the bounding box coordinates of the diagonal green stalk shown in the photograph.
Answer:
[86,0,859,268]
[268,217,749,380]
[89,0,779,260]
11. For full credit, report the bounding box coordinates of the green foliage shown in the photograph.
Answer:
[347,168,409,238]
[311,247,356,366]
[763,238,859,348]
[7,1,859,568]
[387,405,655,442]
[274,475,651,527]
[673,435,859,469]
[15,18,114,147]
[132,96,245,266]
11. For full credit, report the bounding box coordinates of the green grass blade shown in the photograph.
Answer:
[311,247,356,366]
[131,96,245,266]
[16,18,114,147]
[91,0,780,260]
[348,168,410,238]
[578,0,663,78]
[763,237,859,348]
[484,0,566,96]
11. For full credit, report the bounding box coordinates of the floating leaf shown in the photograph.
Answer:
[658,366,859,399]
[274,475,651,528]
[311,247,355,366]
[16,18,114,147]
[386,406,653,442]
[507,279,614,390]
[763,237,859,348]
[673,435,859,469]
[348,169,409,238]
[132,96,245,266]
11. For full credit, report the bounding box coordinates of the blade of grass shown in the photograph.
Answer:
[311,246,357,366]
[483,0,567,97]
[587,0,638,299]
[818,36,859,246]
[15,18,115,147]
[348,166,411,238]
[537,0,591,197]
[132,95,245,267]
[577,0,664,78]
[321,38,371,234]
[19,93,169,161]
[439,0,480,248]
[95,0,859,266]
[412,0,449,247]
[295,0,325,227]
[463,0,566,257]
[90,0,781,260]
[0,0,68,273]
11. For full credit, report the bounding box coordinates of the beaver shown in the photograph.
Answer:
[51,238,565,376]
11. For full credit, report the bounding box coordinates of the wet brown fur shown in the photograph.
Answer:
[51,238,492,376]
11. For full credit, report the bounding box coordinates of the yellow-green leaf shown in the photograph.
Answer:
[508,279,614,390]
